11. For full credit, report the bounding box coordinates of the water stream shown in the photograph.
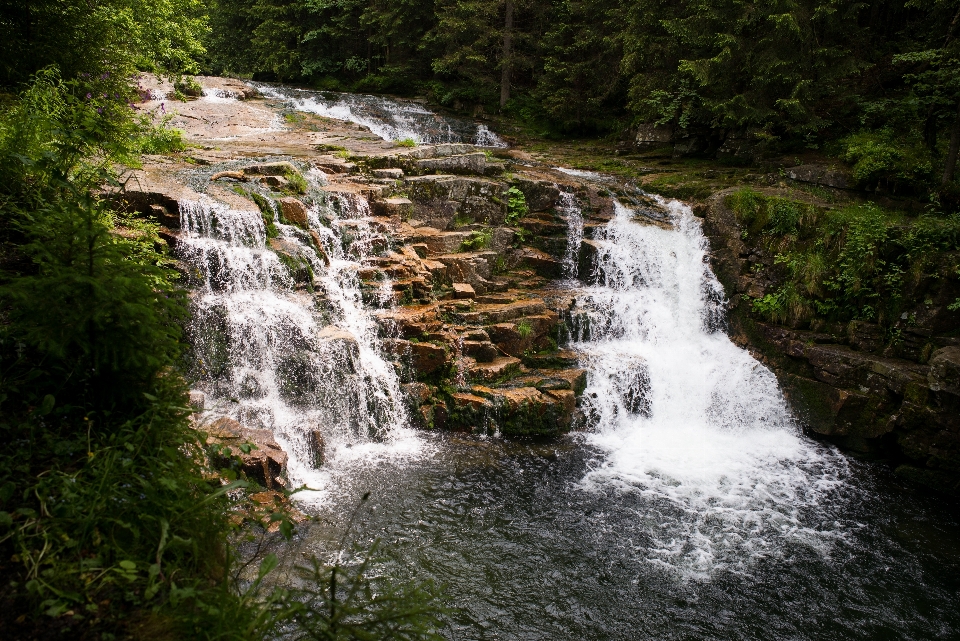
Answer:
[180,183,424,498]
[188,92,960,638]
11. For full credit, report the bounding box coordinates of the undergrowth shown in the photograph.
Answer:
[0,69,445,640]
[728,188,960,327]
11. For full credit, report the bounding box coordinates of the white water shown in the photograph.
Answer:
[254,84,508,147]
[558,190,584,279]
[179,186,423,501]
[572,199,846,578]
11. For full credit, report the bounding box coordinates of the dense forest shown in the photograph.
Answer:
[1,0,960,638]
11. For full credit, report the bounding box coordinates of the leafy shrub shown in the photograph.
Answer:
[174,75,204,98]
[460,228,492,251]
[397,138,417,147]
[506,187,528,225]
[841,130,932,190]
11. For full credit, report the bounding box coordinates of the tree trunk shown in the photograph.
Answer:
[943,98,960,186]
[500,0,514,109]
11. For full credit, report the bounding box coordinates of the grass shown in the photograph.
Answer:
[396,138,417,148]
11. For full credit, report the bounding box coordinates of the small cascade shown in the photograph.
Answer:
[572,198,846,577]
[179,187,417,495]
[558,190,584,279]
[255,83,507,147]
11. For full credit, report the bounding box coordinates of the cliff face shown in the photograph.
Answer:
[702,189,960,494]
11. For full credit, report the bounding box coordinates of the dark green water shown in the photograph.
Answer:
[285,433,960,640]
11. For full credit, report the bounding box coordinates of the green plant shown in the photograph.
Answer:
[135,114,186,154]
[517,319,533,339]
[174,75,203,98]
[286,171,309,195]
[397,137,417,147]
[460,228,492,251]
[505,187,528,225]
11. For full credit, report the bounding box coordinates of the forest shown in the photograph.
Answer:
[1,0,960,639]
[200,0,960,205]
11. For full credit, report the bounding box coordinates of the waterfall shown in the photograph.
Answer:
[572,199,846,578]
[254,83,507,147]
[179,187,419,498]
[558,190,584,279]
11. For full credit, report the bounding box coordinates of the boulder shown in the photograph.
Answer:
[410,342,448,374]
[511,178,560,212]
[929,347,960,396]
[373,168,404,179]
[634,123,674,150]
[205,416,288,489]
[278,197,309,228]
[415,152,491,175]
[372,197,414,220]
[785,164,853,190]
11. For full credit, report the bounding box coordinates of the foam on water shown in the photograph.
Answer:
[571,198,847,578]
[178,187,425,504]
[254,83,507,147]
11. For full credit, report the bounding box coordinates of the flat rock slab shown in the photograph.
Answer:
[453,283,476,299]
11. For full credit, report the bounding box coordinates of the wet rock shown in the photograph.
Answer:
[205,417,288,489]
[260,175,290,189]
[278,197,309,228]
[511,177,560,211]
[463,340,499,363]
[307,429,325,467]
[578,239,603,280]
[928,347,960,395]
[410,342,448,374]
[188,389,206,410]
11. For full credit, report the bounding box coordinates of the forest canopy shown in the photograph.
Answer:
[202,0,960,203]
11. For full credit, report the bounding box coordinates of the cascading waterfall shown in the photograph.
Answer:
[254,83,508,147]
[558,190,584,279]
[179,187,420,497]
[571,198,847,578]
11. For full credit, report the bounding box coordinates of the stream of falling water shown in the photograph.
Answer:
[179,186,424,499]
[569,198,847,577]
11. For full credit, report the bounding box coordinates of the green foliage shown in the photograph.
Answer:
[733,188,960,327]
[397,138,418,148]
[460,228,493,251]
[505,186,528,225]
[175,75,204,97]
[136,115,187,154]
[841,130,933,190]
[286,171,308,195]
[0,0,209,88]
[516,319,533,339]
